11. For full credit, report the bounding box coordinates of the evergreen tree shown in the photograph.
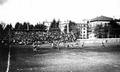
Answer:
[4,24,13,32]
[22,22,29,30]
[29,24,34,30]
[14,22,22,30]
[0,24,4,39]
[49,19,61,33]
[34,23,47,32]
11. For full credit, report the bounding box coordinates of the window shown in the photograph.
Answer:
[83,28,86,30]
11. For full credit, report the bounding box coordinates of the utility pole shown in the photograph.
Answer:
[107,25,110,38]
[27,23,29,31]
[67,20,69,34]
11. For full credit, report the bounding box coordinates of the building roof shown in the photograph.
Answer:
[90,16,113,22]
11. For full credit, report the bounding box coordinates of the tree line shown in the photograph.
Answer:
[0,19,79,33]
[1,19,120,39]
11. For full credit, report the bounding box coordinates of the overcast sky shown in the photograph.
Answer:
[0,0,120,26]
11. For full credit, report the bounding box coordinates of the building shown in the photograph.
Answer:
[89,16,113,27]
[88,16,113,39]
[77,23,88,39]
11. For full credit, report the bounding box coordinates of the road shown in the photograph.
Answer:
[8,46,120,72]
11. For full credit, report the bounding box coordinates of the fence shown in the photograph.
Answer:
[59,38,120,48]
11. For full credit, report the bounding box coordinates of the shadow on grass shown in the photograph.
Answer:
[0,45,9,72]
[83,45,120,52]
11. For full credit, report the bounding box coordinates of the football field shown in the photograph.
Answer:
[7,46,120,72]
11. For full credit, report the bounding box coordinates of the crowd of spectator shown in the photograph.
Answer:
[11,31,77,45]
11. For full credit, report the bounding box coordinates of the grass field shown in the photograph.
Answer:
[0,45,9,72]
[7,45,120,72]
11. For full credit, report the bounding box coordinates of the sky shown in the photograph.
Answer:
[0,0,120,27]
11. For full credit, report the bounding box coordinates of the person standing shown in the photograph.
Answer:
[82,42,84,47]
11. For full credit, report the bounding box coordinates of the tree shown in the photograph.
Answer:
[3,24,13,40]
[94,24,108,38]
[4,24,13,32]
[64,20,80,38]
[14,22,23,30]
[22,22,29,30]
[64,21,77,33]
[0,24,4,39]
[49,19,61,33]
[0,24,3,33]
[29,24,34,30]
[34,23,47,32]
[108,20,120,38]
[94,20,120,38]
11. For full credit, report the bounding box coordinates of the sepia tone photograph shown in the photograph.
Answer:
[0,0,120,72]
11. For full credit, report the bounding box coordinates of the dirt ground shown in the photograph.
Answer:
[8,46,120,72]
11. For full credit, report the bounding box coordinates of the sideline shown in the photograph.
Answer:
[6,47,10,72]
